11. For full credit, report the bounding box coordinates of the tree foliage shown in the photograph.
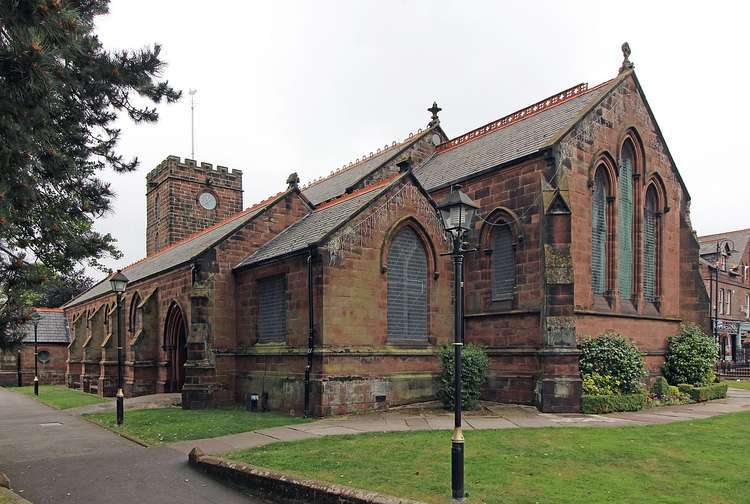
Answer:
[0,0,180,347]
[663,323,717,386]
[579,331,646,394]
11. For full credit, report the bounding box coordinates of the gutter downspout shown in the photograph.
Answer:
[304,244,317,418]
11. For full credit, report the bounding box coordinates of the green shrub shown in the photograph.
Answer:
[581,393,647,414]
[663,323,717,386]
[582,372,620,396]
[677,382,728,402]
[438,343,489,410]
[579,332,646,394]
[650,376,671,398]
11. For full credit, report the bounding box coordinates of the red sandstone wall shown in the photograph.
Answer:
[18,343,68,385]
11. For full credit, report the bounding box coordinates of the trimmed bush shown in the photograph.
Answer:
[677,382,728,402]
[663,323,718,386]
[650,376,671,398]
[582,393,647,414]
[438,343,489,410]
[582,372,620,396]
[579,332,646,394]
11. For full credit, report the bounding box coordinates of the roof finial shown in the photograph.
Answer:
[286,172,300,189]
[428,101,442,126]
[619,41,634,74]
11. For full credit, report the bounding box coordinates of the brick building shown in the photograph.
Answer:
[0,308,70,386]
[63,48,709,414]
[698,229,750,362]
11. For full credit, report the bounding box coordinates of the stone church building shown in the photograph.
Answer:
[63,50,709,415]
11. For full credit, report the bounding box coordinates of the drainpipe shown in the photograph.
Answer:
[304,244,317,418]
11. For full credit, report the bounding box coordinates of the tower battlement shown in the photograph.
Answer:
[145,155,244,256]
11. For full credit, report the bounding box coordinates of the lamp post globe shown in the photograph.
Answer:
[438,185,478,501]
[110,270,129,425]
[31,311,42,396]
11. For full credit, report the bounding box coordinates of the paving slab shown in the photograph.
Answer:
[254,426,319,442]
[463,416,517,430]
[425,416,470,430]
[404,416,431,430]
[302,425,368,436]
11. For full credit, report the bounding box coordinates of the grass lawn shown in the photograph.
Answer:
[229,411,750,504]
[84,407,310,445]
[724,380,750,391]
[13,384,108,410]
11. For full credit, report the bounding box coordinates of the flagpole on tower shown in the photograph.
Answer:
[189,88,197,159]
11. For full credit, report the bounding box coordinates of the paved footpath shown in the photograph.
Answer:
[170,387,750,455]
[0,388,264,504]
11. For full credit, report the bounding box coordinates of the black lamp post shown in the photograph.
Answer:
[110,270,129,425]
[438,184,478,501]
[31,311,42,396]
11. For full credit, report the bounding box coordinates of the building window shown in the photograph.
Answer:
[155,194,160,221]
[591,167,609,295]
[490,223,514,301]
[129,293,141,333]
[745,293,749,319]
[37,350,50,363]
[387,227,428,342]
[643,186,659,303]
[257,275,287,342]
[155,232,160,252]
[719,288,725,315]
[618,141,636,301]
[726,290,732,316]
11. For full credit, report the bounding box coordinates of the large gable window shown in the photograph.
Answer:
[591,167,609,295]
[491,223,514,301]
[257,275,287,343]
[618,141,636,301]
[387,227,428,342]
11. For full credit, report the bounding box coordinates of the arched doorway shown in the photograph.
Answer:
[164,301,187,393]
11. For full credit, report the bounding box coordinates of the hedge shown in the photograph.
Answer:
[677,382,728,402]
[581,393,647,414]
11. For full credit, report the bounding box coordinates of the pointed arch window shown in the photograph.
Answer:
[643,186,660,303]
[491,223,515,301]
[591,167,609,295]
[129,293,142,333]
[387,227,428,342]
[618,141,636,301]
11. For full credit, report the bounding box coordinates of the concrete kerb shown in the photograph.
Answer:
[188,448,426,504]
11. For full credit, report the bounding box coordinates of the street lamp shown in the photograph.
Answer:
[31,311,42,396]
[437,184,478,501]
[110,270,129,425]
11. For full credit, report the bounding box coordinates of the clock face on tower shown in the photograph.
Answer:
[198,191,217,210]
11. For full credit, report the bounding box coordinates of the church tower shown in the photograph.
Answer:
[145,156,243,256]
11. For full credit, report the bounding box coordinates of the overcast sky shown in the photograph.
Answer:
[92,0,749,275]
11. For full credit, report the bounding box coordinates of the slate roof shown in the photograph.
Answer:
[414,80,619,191]
[22,309,69,344]
[237,178,398,268]
[64,193,289,308]
[301,129,432,206]
[699,228,750,268]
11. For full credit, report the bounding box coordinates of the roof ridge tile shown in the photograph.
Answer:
[436,80,613,154]
[120,189,288,272]
[314,174,401,211]
[302,129,426,190]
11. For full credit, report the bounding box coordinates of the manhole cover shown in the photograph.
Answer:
[39,422,63,427]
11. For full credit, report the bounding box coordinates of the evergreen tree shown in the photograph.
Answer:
[0,0,180,348]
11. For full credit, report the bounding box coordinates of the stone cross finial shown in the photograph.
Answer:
[286,172,300,189]
[428,101,442,126]
[619,41,634,73]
